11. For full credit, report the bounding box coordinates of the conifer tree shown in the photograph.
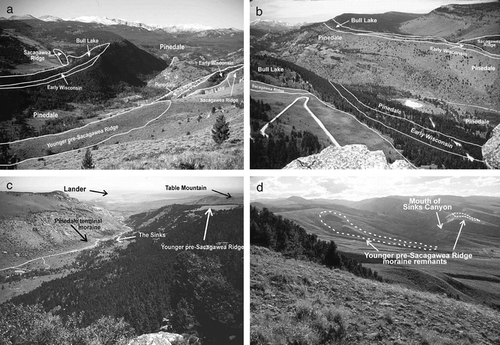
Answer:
[81,148,95,169]
[211,114,230,144]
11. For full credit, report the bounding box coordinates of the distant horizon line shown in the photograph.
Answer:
[0,189,244,203]
[2,14,243,30]
[249,0,496,26]
[253,194,499,201]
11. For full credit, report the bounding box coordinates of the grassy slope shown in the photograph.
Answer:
[11,101,171,160]
[251,82,403,162]
[399,2,500,41]
[19,108,243,170]
[18,82,244,169]
[330,12,421,33]
[251,245,500,345]
[272,206,500,308]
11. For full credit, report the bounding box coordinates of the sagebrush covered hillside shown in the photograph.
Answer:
[251,246,500,345]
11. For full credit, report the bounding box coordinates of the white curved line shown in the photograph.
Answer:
[251,81,415,167]
[319,210,438,251]
[0,43,110,90]
[324,22,500,60]
[260,95,340,147]
[337,83,483,148]
[1,99,168,145]
[0,101,171,167]
[328,81,485,163]
[175,63,243,98]
[0,43,111,79]
[0,227,133,272]
[186,66,243,97]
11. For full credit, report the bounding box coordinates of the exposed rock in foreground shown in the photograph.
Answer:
[283,144,413,169]
[482,124,500,169]
[127,332,183,345]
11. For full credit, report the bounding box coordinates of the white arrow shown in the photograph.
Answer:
[203,208,213,241]
[336,19,350,28]
[429,117,436,128]
[436,212,443,229]
[116,235,136,243]
[366,239,379,252]
[87,45,91,57]
[230,73,237,96]
[452,140,462,147]
[466,153,474,162]
[224,71,232,87]
[452,220,466,250]
[60,73,68,84]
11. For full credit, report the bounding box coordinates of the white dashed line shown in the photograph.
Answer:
[319,210,438,251]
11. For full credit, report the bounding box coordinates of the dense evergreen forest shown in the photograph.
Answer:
[0,143,17,169]
[0,27,30,69]
[250,206,382,281]
[250,98,324,169]
[251,54,489,169]
[6,205,243,345]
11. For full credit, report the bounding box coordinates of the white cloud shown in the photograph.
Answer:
[251,175,500,202]
[471,176,500,189]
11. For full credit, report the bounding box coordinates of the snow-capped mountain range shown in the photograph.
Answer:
[39,15,63,22]
[4,14,239,33]
[250,19,303,32]
[69,15,165,31]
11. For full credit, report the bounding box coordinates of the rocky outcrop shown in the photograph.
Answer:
[482,124,500,169]
[0,191,129,265]
[127,332,183,345]
[283,144,413,169]
[147,61,205,91]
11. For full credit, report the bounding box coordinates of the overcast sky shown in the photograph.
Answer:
[251,175,500,201]
[9,0,243,29]
[0,175,242,204]
[251,0,496,24]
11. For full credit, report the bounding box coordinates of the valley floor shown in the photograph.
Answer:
[0,226,134,304]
